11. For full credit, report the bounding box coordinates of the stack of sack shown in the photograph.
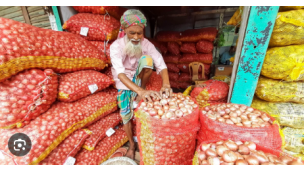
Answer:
[0,6,164,165]
[150,27,217,89]
[251,6,304,161]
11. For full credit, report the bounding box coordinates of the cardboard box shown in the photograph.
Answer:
[213,65,233,76]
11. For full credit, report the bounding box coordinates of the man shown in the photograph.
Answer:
[220,46,236,64]
[110,9,172,159]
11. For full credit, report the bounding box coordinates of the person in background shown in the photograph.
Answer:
[220,46,236,65]
[110,9,172,159]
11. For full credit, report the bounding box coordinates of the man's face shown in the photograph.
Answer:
[229,46,236,54]
[124,25,144,45]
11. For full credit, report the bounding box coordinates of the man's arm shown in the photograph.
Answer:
[159,68,172,97]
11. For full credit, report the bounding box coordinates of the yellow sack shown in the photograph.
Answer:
[227,7,244,26]
[269,9,304,47]
[282,127,304,154]
[280,6,304,12]
[255,77,304,103]
[251,97,304,129]
[261,44,304,81]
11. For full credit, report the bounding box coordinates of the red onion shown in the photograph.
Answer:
[207,157,220,165]
[267,154,280,163]
[251,151,269,164]
[200,143,211,152]
[244,141,256,151]
[230,107,236,111]
[149,109,157,116]
[235,141,243,145]
[158,109,164,116]
[205,148,217,157]
[168,101,177,106]
[225,108,230,114]
[280,156,293,164]
[160,99,168,105]
[165,111,173,119]
[219,110,225,116]
[175,110,183,118]
[235,159,248,165]
[243,121,252,127]
[246,155,259,165]
[178,103,185,108]
[141,102,147,107]
[230,113,238,118]
[198,151,206,161]
[216,145,229,156]
[223,115,230,119]
[224,140,238,151]
[210,143,217,150]
[238,145,250,155]
[222,151,237,163]
[235,152,244,160]
[230,117,238,124]
[163,105,169,111]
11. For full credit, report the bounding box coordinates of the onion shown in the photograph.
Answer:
[235,152,244,160]
[288,160,304,165]
[160,99,168,105]
[180,107,187,113]
[240,115,248,120]
[163,105,169,111]
[204,107,210,111]
[216,145,229,156]
[154,101,160,106]
[149,109,157,116]
[235,141,243,145]
[219,110,225,115]
[216,141,224,145]
[169,106,178,112]
[225,119,234,125]
[178,103,185,108]
[165,111,173,119]
[267,154,280,163]
[238,145,250,155]
[244,141,256,151]
[280,156,293,164]
[158,109,164,116]
[224,140,238,151]
[235,110,242,116]
[147,102,153,108]
[230,117,238,124]
[200,160,208,165]
[175,110,183,118]
[198,151,206,161]
[251,151,269,164]
[223,115,230,119]
[230,113,238,118]
[200,143,211,152]
[141,102,147,107]
[207,157,220,165]
[225,108,230,114]
[246,155,259,165]
[236,123,243,126]
[210,143,217,149]
[205,148,217,157]
[230,107,236,111]
[218,118,225,123]
[243,121,252,127]
[168,101,177,106]
[222,151,237,163]
[261,114,270,122]
[154,115,160,119]
[193,104,198,108]
[154,105,162,110]
[235,159,248,165]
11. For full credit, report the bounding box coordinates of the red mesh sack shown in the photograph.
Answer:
[103,67,113,80]
[179,73,205,82]
[177,63,211,75]
[192,140,300,165]
[0,69,58,129]
[146,71,162,91]
[163,54,180,64]
[75,126,128,165]
[179,82,192,89]
[89,41,112,62]
[170,80,180,89]
[63,13,120,41]
[135,99,200,165]
[180,43,196,54]
[168,72,179,81]
[82,112,122,151]
[180,27,218,42]
[0,18,108,83]
[148,39,168,54]
[102,87,118,97]
[166,63,180,73]
[167,42,180,55]
[58,70,114,102]
[72,6,127,20]
[155,31,181,42]
[190,80,229,107]
[196,40,214,54]
[0,91,117,165]
[39,129,92,165]
[198,104,283,151]
[179,53,213,64]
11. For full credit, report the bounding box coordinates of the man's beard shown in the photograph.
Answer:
[123,36,142,58]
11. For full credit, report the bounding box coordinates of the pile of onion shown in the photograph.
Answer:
[197,140,304,165]
[138,93,198,119]
[202,103,272,128]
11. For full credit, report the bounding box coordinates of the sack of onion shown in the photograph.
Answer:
[251,97,304,129]
[0,18,108,83]
[191,80,229,108]
[75,125,128,165]
[199,103,283,150]
[39,129,92,165]
[135,93,200,165]
[0,69,58,129]
[0,91,117,165]
[82,112,122,151]
[58,70,114,102]
[193,140,303,165]
[145,71,163,92]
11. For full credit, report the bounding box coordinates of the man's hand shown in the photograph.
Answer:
[160,84,173,99]
[137,90,162,102]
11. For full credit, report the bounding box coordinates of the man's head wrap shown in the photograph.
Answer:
[118,9,147,39]
[120,9,147,29]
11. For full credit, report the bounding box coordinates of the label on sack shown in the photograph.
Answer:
[88,84,98,94]
[63,157,76,165]
[0,151,4,160]
[80,27,89,36]
[218,67,225,71]
[106,128,115,137]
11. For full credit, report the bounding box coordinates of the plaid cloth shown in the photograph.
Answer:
[117,55,154,124]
